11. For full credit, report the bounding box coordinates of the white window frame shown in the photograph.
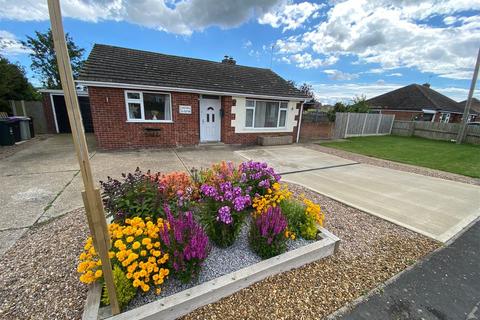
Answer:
[124,90,173,123]
[245,99,288,129]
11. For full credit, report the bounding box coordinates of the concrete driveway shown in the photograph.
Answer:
[237,146,480,243]
[0,134,245,256]
[1,137,478,256]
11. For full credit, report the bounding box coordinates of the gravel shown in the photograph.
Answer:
[0,184,440,320]
[306,143,480,186]
[0,209,89,320]
[181,183,440,320]
[128,219,315,310]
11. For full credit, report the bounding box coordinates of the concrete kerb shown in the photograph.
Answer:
[82,226,340,320]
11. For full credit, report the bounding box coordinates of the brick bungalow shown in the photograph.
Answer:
[366,83,479,123]
[69,44,307,149]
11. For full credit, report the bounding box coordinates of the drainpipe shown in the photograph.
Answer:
[296,100,306,143]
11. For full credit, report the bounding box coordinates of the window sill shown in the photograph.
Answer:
[242,127,290,133]
[126,120,174,124]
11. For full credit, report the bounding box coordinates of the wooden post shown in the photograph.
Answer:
[457,48,480,144]
[47,0,120,315]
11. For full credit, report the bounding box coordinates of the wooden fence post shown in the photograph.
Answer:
[344,113,350,138]
[47,0,120,314]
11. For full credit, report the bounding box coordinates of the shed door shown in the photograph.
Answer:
[52,95,93,133]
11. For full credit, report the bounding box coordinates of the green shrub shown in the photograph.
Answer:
[101,264,137,310]
[280,199,318,240]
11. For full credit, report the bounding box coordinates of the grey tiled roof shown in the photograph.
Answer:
[367,84,463,113]
[458,98,480,114]
[78,44,307,99]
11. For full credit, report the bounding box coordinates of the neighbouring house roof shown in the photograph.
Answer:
[366,84,465,113]
[458,98,480,114]
[78,44,307,100]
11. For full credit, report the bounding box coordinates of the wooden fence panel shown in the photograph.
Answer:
[391,120,480,144]
[334,113,395,138]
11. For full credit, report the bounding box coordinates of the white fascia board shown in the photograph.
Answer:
[76,80,307,102]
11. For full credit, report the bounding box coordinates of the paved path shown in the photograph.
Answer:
[336,220,480,320]
[237,146,480,242]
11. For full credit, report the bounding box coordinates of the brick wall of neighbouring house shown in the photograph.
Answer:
[299,122,333,140]
[220,97,300,144]
[88,87,200,149]
[42,93,57,133]
[380,110,423,121]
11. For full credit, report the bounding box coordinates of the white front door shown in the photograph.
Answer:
[200,98,221,142]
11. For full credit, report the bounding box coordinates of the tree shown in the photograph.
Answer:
[0,56,38,113]
[349,95,370,113]
[22,29,85,89]
[327,102,348,122]
[298,82,315,100]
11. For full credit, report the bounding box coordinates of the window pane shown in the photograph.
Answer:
[254,101,279,128]
[280,102,288,109]
[279,110,287,127]
[246,100,254,107]
[128,103,142,119]
[143,93,171,120]
[127,92,140,100]
[245,109,253,127]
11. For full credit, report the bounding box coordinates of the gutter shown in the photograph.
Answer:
[296,100,307,143]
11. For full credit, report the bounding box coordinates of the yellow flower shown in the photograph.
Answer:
[132,241,141,250]
[94,269,103,278]
[126,236,134,243]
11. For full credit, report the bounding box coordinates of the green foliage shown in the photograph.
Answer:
[198,200,245,247]
[99,168,166,222]
[298,82,315,100]
[326,96,371,122]
[0,56,38,113]
[22,29,85,89]
[280,199,318,240]
[349,95,370,113]
[101,265,137,310]
[249,207,288,259]
[327,102,348,122]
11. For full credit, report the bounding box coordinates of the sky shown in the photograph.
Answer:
[0,0,479,104]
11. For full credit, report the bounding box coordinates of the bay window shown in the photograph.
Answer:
[245,100,288,128]
[125,91,172,122]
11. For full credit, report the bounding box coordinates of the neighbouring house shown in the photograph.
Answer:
[43,44,307,149]
[366,83,479,123]
[458,98,480,122]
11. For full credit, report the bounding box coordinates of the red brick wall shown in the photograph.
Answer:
[380,110,422,121]
[220,98,300,145]
[299,122,333,140]
[42,93,57,133]
[88,87,200,149]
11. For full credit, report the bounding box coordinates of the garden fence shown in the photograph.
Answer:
[334,112,395,139]
[392,120,480,144]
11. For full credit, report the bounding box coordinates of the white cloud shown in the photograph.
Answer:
[0,0,282,35]
[275,36,308,54]
[278,0,480,79]
[289,52,337,69]
[388,72,403,77]
[366,68,384,74]
[324,69,359,80]
[243,40,253,48]
[310,82,475,105]
[258,1,323,31]
[0,30,31,55]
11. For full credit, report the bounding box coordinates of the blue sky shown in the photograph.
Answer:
[0,0,479,104]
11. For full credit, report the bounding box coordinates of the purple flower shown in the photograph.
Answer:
[217,206,233,224]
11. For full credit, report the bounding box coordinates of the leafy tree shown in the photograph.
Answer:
[298,82,315,100]
[349,95,370,113]
[327,102,347,122]
[22,29,85,89]
[0,56,38,113]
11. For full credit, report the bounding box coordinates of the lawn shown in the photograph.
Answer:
[321,135,480,178]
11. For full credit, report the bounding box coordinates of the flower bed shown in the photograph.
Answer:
[79,161,339,320]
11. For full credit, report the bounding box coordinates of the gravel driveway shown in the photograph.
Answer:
[0,184,438,320]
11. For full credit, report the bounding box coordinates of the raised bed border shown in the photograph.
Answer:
[83,226,340,320]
